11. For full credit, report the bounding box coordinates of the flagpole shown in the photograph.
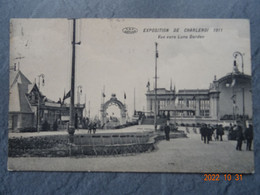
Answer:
[84,94,86,118]
[103,86,105,105]
[101,86,105,127]
[154,42,158,131]
[134,88,136,114]
[88,101,90,118]
[124,92,126,105]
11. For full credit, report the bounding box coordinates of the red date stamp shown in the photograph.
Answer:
[204,174,243,181]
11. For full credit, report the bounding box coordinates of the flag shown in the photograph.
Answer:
[124,92,126,99]
[146,81,150,88]
[63,90,71,101]
[102,93,106,98]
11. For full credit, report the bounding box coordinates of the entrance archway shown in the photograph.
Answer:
[100,94,127,128]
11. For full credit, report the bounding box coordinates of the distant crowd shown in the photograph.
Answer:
[81,117,98,134]
[199,124,224,144]
[192,122,253,151]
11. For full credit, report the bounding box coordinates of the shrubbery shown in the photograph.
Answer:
[41,120,50,131]
[19,127,37,132]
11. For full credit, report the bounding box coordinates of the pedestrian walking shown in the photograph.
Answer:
[206,125,211,144]
[236,125,244,151]
[200,124,209,144]
[218,125,224,141]
[245,124,253,151]
[213,126,217,141]
[216,125,220,141]
[228,124,234,140]
[88,122,92,134]
[93,122,97,134]
[200,126,203,141]
[164,121,171,141]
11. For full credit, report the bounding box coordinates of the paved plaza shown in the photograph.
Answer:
[8,125,155,138]
[8,126,254,173]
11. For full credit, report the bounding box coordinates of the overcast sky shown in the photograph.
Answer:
[10,19,251,118]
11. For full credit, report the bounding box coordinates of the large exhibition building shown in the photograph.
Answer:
[146,62,252,125]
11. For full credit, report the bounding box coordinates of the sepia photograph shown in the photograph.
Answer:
[8,19,253,173]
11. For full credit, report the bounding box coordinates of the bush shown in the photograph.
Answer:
[19,127,37,132]
[196,123,201,127]
[42,120,50,131]
[52,121,58,131]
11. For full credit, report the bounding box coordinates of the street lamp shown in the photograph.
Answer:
[37,74,45,132]
[233,51,244,74]
[232,52,246,130]
[154,42,158,131]
[77,85,82,105]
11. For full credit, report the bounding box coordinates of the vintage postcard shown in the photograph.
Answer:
[8,19,254,173]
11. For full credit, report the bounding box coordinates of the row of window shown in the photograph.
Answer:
[149,99,210,110]
[149,99,210,117]
[159,110,210,117]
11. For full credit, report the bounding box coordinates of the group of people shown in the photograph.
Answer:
[196,124,224,144]
[232,123,253,151]
[198,124,224,144]
[198,122,253,151]
[87,121,97,134]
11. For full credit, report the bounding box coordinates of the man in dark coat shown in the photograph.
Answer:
[218,125,224,141]
[164,121,171,141]
[245,124,253,151]
[200,126,203,141]
[88,122,92,134]
[93,122,97,134]
[206,124,211,144]
[216,125,220,141]
[200,124,208,144]
[236,125,244,151]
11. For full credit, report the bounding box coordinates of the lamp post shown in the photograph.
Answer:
[37,74,45,132]
[154,42,158,131]
[233,51,244,74]
[233,51,246,130]
[77,85,82,105]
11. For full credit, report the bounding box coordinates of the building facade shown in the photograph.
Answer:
[8,69,85,132]
[146,67,252,125]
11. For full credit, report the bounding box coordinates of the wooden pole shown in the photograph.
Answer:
[68,19,76,135]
